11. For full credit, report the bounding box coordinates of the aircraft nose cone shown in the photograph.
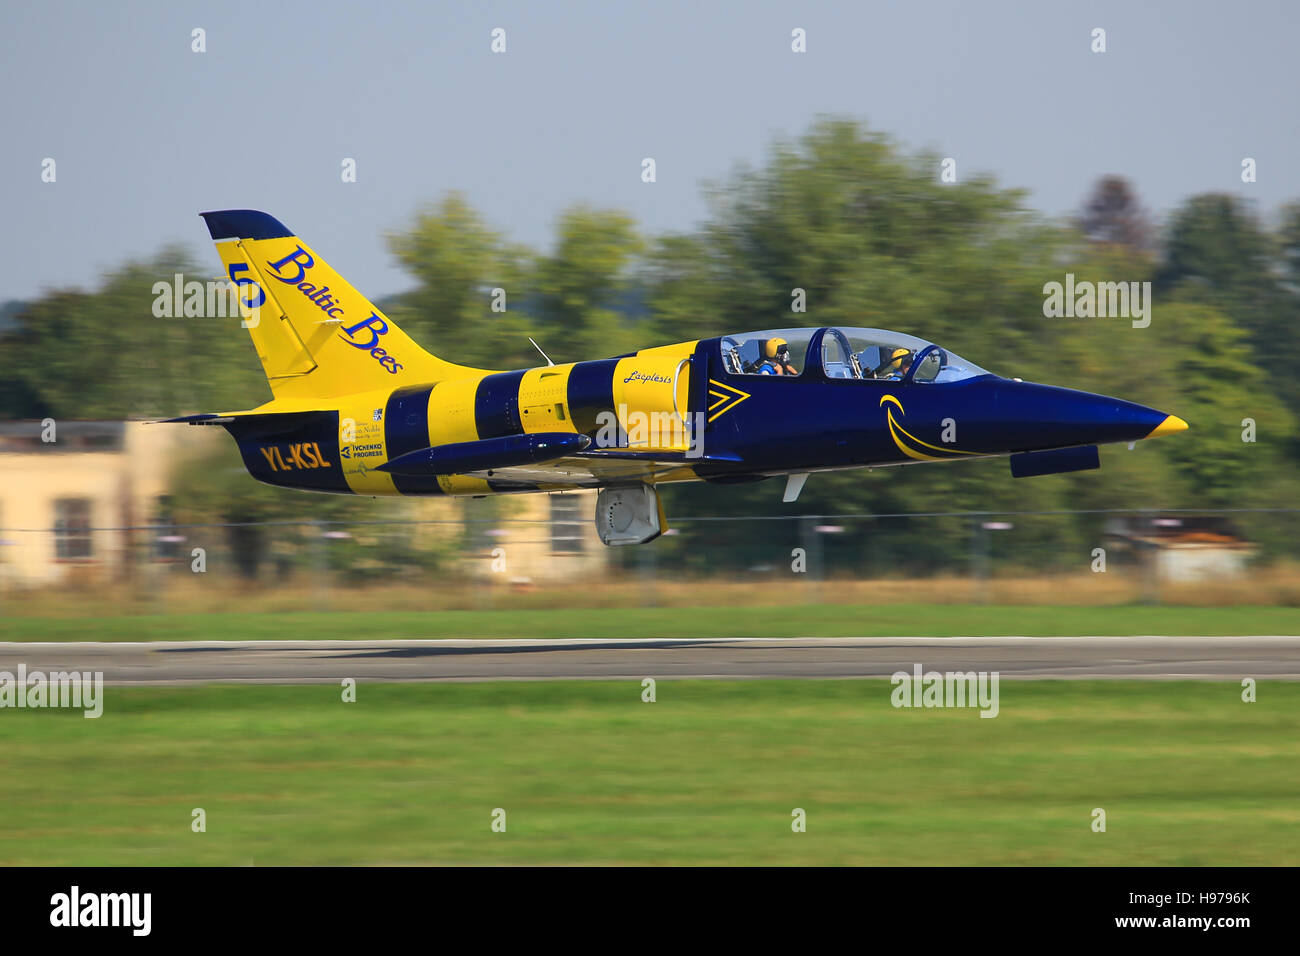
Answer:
[999,381,1188,449]
[1145,414,1189,438]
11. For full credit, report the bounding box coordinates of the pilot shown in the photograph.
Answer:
[758,338,798,375]
[878,347,913,380]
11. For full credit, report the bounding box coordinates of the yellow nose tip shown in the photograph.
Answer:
[1147,415,1189,438]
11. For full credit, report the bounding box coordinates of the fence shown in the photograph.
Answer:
[2,507,1298,613]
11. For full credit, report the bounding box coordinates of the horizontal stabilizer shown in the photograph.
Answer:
[150,409,333,425]
[150,413,237,425]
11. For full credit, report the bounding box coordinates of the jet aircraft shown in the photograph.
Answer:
[161,210,1188,545]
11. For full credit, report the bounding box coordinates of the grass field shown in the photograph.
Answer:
[7,564,1300,619]
[2,603,1299,643]
[1,680,1296,865]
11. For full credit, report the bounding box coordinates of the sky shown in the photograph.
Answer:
[1,0,1296,303]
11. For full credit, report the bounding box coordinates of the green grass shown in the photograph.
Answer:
[3,603,1299,642]
[1,680,1296,865]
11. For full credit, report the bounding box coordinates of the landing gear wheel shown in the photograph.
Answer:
[594,485,666,546]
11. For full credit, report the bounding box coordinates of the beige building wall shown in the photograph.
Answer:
[1154,544,1255,583]
[1,421,610,588]
[456,490,608,584]
[0,421,208,588]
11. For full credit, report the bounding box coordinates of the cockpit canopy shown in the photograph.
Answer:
[717,328,991,383]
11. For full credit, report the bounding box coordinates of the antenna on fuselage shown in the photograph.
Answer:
[529,336,556,367]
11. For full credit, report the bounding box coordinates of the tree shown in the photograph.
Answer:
[0,247,267,419]
[385,192,535,370]
[1078,176,1154,254]
[1155,194,1300,445]
[1155,194,1279,338]
[533,206,643,362]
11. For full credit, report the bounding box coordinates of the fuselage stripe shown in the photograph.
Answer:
[475,370,527,440]
[384,384,445,494]
[566,359,619,436]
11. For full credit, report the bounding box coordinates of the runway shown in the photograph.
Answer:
[1,636,1298,684]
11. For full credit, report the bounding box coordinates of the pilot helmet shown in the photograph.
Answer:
[765,337,790,361]
[886,347,912,372]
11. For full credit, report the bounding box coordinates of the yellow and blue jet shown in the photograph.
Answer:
[163,209,1188,545]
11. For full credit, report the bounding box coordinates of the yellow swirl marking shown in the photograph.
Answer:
[879,394,979,461]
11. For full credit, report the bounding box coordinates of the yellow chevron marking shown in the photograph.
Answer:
[706,379,751,423]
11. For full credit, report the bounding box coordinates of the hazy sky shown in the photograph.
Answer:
[2,0,1296,302]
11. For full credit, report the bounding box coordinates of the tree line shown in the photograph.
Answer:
[3,118,1297,571]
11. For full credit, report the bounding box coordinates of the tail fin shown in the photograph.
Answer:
[200,210,487,402]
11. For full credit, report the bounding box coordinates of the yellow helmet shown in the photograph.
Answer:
[885,347,911,371]
[765,337,789,359]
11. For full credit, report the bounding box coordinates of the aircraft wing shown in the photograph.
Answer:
[461,449,738,488]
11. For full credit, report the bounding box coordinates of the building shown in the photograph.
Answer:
[0,420,609,589]
[1103,514,1257,583]
[0,421,186,588]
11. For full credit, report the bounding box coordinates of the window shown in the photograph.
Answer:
[844,330,990,383]
[550,494,585,554]
[152,495,182,561]
[720,330,811,377]
[717,328,992,383]
[820,329,862,379]
[53,498,92,560]
[0,421,125,452]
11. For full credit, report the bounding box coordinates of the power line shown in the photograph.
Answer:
[1,507,1296,533]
